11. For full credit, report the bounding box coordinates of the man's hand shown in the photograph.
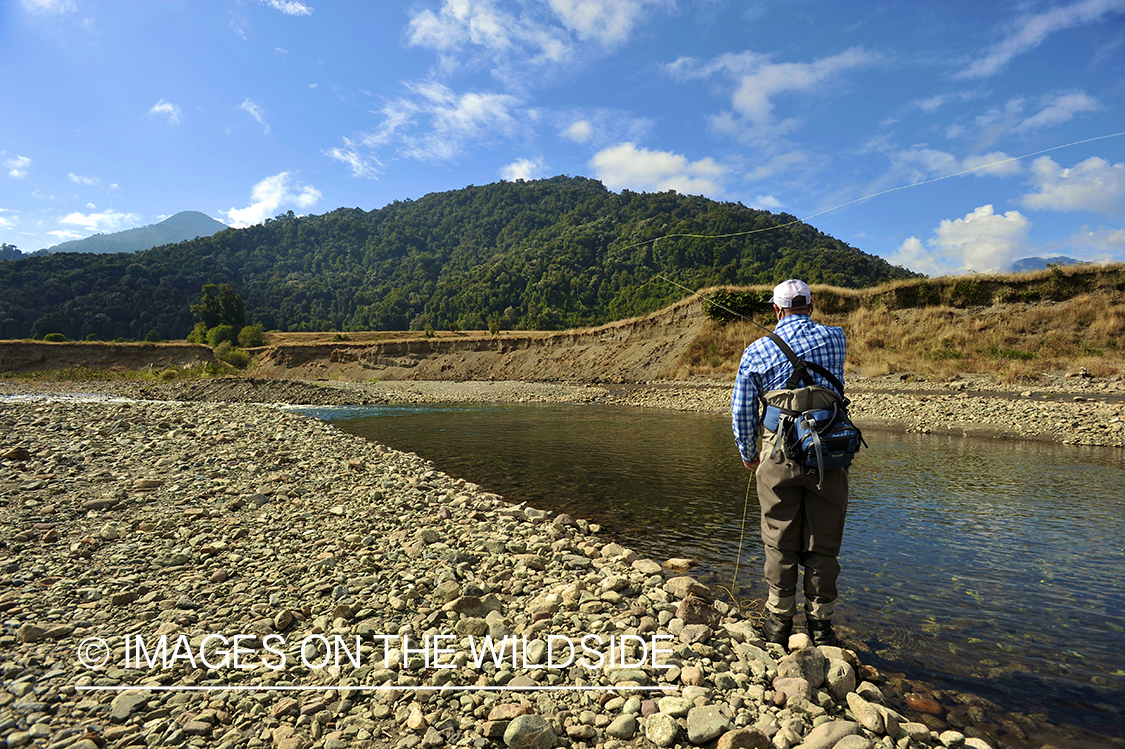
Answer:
[743,457,760,471]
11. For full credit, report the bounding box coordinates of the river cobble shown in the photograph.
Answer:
[0,396,1026,749]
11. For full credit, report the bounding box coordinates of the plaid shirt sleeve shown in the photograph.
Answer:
[731,315,847,463]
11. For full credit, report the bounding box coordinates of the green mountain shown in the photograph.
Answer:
[0,176,918,341]
[34,211,227,256]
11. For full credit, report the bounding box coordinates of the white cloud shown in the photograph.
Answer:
[959,151,1024,178]
[862,147,1022,200]
[1022,155,1125,217]
[958,0,1125,79]
[1064,226,1125,259]
[500,158,546,181]
[911,91,981,114]
[888,205,1032,275]
[556,110,654,147]
[223,172,321,228]
[952,91,1100,146]
[408,0,574,72]
[68,173,102,187]
[22,0,76,13]
[49,229,84,241]
[563,120,594,143]
[60,208,141,233]
[590,142,725,196]
[1011,90,1101,134]
[148,99,182,125]
[240,99,271,134]
[744,151,810,182]
[257,0,313,16]
[324,139,383,179]
[889,147,1023,182]
[5,156,31,179]
[751,195,782,210]
[547,0,658,46]
[359,82,522,162]
[668,47,879,141]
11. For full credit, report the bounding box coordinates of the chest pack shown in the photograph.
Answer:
[759,332,866,488]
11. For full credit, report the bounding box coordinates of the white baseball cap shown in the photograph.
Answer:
[771,279,812,308]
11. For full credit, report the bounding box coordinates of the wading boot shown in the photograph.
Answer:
[762,614,793,645]
[806,617,839,647]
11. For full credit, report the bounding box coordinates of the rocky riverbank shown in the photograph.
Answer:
[3,371,1123,450]
[2,394,1053,749]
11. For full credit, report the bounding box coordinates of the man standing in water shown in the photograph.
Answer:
[731,279,849,647]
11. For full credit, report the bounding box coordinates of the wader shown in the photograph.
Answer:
[757,444,848,620]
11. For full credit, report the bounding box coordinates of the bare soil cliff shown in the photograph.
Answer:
[254,296,707,382]
[0,341,215,375]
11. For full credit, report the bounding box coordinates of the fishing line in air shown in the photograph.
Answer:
[616,129,1125,253]
[638,132,1125,603]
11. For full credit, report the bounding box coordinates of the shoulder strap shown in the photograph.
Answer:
[765,332,845,397]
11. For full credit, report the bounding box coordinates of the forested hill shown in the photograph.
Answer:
[0,176,917,341]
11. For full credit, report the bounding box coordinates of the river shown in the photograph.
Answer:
[298,401,1125,744]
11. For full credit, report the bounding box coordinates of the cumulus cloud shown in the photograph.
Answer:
[223,172,321,228]
[669,47,879,140]
[1022,155,1125,217]
[240,99,271,134]
[60,208,141,233]
[590,142,725,196]
[888,205,1032,275]
[500,158,547,181]
[257,0,313,16]
[359,82,522,162]
[958,0,1125,79]
[148,99,181,125]
[324,139,383,179]
[5,156,31,179]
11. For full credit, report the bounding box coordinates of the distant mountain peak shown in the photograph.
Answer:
[1010,256,1089,273]
[34,211,227,256]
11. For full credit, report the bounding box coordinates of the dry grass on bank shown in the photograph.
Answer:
[675,264,1125,383]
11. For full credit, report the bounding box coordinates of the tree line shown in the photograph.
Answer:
[0,176,918,341]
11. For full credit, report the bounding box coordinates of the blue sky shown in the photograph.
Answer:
[2,0,1123,276]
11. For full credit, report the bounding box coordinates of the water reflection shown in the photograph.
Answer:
[302,402,1125,739]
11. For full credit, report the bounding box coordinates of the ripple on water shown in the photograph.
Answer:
[321,403,1125,740]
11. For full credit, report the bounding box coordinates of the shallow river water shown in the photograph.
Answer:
[301,402,1125,743]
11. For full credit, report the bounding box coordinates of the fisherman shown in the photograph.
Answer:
[731,279,849,647]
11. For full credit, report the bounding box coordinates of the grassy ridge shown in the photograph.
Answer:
[678,263,1125,382]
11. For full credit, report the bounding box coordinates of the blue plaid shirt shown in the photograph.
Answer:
[731,314,847,463]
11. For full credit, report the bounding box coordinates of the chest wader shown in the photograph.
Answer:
[755,331,860,628]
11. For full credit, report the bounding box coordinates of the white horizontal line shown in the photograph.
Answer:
[77,685,675,692]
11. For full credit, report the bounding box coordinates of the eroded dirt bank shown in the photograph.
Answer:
[0,342,215,375]
[252,299,705,384]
